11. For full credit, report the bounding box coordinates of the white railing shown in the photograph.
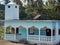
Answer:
[52,36,56,41]
[40,36,51,42]
[5,34,15,40]
[40,36,56,42]
[16,34,21,40]
[28,35,39,41]
[28,35,56,42]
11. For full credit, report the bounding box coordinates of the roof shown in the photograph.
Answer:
[7,1,16,5]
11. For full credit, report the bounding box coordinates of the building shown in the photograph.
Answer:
[4,0,60,45]
[5,0,19,20]
[4,20,60,44]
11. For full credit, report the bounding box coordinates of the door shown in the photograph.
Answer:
[19,28,27,39]
[46,29,51,36]
[16,28,19,34]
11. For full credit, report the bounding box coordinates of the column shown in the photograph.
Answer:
[14,27,16,40]
[4,27,6,40]
[27,28,28,40]
[39,28,40,42]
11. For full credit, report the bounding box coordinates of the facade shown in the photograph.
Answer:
[5,1,19,20]
[4,20,60,44]
[4,0,60,45]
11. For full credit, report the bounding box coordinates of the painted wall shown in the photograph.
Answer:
[4,20,60,44]
[5,4,19,20]
[5,20,53,29]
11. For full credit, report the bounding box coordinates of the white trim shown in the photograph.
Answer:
[27,28,28,40]
[39,29,40,42]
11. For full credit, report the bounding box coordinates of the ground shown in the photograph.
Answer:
[0,40,24,45]
[0,40,59,45]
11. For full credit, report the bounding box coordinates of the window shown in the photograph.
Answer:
[53,29,55,36]
[59,29,60,35]
[8,6,10,8]
[46,29,51,36]
[28,26,39,35]
[40,30,46,36]
[40,27,51,36]
[6,26,15,34]
[40,28,46,36]
[16,28,19,34]
[11,27,15,34]
[28,28,34,35]
[6,26,10,34]
[15,6,17,8]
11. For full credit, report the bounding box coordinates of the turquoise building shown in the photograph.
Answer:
[4,0,60,45]
[4,20,60,44]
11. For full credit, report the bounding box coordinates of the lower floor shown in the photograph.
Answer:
[4,20,60,44]
[4,26,56,44]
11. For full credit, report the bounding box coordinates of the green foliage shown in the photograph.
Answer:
[0,26,4,40]
[0,0,59,20]
[0,10,5,20]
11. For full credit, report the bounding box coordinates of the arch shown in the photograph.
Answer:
[18,25,26,29]
[28,26,39,35]
[6,26,11,34]
[11,27,15,34]
[40,26,51,36]
[16,25,26,34]
[6,26,15,34]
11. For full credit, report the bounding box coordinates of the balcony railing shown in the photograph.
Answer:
[28,35,55,42]
[28,35,39,41]
[5,34,16,40]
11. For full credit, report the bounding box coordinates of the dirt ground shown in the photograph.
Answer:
[0,40,24,45]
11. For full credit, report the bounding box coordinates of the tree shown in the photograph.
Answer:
[58,0,60,3]
[14,0,20,5]
[0,10,5,20]
[5,0,10,4]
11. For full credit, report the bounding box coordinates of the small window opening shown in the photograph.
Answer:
[15,6,17,8]
[8,6,10,8]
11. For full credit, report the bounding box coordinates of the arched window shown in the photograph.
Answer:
[40,26,51,36]
[16,26,26,34]
[28,26,39,35]
[6,26,15,34]
[11,27,15,34]
[6,26,10,34]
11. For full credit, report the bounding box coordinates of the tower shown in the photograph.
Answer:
[5,0,19,20]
